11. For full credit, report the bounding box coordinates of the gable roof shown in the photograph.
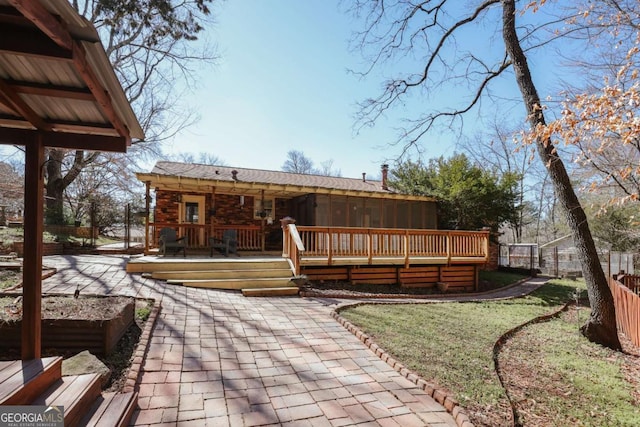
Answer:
[139,161,436,201]
[0,0,144,151]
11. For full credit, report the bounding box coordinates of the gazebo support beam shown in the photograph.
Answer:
[21,132,44,359]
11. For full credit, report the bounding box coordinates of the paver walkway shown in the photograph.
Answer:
[39,255,458,426]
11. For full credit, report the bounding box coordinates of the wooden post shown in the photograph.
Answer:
[144,181,150,254]
[22,134,44,360]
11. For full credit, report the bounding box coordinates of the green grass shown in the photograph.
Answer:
[339,279,637,425]
[479,269,528,287]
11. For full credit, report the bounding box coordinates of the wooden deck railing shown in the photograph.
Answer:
[282,224,305,275]
[609,276,640,347]
[148,223,261,251]
[294,226,489,266]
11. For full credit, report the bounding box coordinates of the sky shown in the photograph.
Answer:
[0,1,573,180]
[160,0,463,180]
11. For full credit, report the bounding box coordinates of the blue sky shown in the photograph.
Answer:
[0,1,573,180]
[162,0,463,179]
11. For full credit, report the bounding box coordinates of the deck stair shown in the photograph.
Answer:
[129,256,299,296]
[0,356,137,427]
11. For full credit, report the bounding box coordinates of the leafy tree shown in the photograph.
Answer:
[349,0,622,348]
[45,0,217,224]
[588,205,640,252]
[390,155,520,235]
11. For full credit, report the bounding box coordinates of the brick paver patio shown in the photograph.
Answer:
[40,255,458,426]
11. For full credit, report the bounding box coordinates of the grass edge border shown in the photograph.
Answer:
[331,303,475,427]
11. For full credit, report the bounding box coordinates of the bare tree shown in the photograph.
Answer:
[170,152,226,165]
[463,121,541,242]
[349,0,621,349]
[45,0,218,224]
[282,150,315,174]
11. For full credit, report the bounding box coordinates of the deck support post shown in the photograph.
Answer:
[22,133,44,360]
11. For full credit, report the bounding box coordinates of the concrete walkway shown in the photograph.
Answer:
[39,255,462,426]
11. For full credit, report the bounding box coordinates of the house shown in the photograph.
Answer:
[138,162,437,249]
[137,161,490,290]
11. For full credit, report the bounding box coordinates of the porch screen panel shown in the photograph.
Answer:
[424,202,437,229]
[348,198,364,227]
[410,202,423,229]
[315,195,330,226]
[331,196,347,227]
[396,200,409,229]
[383,200,395,228]
[365,199,382,228]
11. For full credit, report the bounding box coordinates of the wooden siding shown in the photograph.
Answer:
[302,264,477,291]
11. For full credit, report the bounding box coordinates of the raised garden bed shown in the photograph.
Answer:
[0,295,134,355]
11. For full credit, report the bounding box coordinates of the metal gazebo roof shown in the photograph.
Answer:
[0,0,144,360]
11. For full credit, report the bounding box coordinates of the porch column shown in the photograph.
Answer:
[144,181,150,254]
[22,133,44,360]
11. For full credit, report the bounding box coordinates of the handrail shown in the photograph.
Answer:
[295,226,489,263]
[147,222,261,250]
[283,224,305,275]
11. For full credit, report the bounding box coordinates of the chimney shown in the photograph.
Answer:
[362,172,366,182]
[381,164,389,190]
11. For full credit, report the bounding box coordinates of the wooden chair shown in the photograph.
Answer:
[158,227,186,257]
[210,229,238,257]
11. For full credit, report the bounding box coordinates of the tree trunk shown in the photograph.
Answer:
[502,0,621,350]
[44,149,93,225]
[45,149,65,225]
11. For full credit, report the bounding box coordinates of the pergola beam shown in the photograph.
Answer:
[0,78,53,131]
[9,0,73,50]
[0,127,127,152]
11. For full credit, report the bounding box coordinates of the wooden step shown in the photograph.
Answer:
[174,277,294,290]
[32,373,102,426]
[80,391,138,427]
[0,357,62,405]
[127,257,289,273]
[152,268,292,281]
[242,287,300,297]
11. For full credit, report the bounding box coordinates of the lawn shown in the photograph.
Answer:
[339,279,640,426]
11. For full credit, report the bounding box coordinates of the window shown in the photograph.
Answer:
[254,198,274,219]
[185,202,199,223]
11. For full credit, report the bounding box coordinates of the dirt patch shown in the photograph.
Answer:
[304,281,445,297]
[497,306,640,426]
[0,295,132,322]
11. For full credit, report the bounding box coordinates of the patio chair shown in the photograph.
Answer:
[210,229,238,257]
[158,227,186,257]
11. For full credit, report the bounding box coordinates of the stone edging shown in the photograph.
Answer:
[123,300,162,393]
[331,303,474,427]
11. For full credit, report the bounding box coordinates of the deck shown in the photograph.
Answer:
[131,225,489,291]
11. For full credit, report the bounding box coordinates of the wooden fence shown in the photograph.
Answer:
[609,275,640,347]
